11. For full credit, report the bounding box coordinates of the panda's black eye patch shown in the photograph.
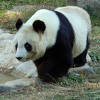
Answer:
[24,42,32,52]
[15,43,18,50]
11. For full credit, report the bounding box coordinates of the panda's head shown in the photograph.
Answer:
[14,19,47,62]
[14,9,59,62]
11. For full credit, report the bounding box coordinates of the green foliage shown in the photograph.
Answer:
[84,5,94,16]
[89,51,100,62]
[67,74,84,83]
[0,1,14,9]
[58,74,84,87]
[91,16,100,26]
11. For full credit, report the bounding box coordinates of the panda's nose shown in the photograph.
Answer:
[16,57,23,60]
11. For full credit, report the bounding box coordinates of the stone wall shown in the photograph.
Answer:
[67,0,100,16]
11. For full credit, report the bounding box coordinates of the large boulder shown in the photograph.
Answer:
[0,31,38,93]
[0,32,18,68]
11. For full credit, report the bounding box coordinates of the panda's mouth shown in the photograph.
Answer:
[17,58,27,62]
[16,56,33,62]
[18,58,31,62]
[19,55,36,62]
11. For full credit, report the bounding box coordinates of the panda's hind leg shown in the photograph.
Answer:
[74,36,89,67]
[71,37,94,74]
[74,45,89,68]
[74,49,88,67]
[72,51,94,74]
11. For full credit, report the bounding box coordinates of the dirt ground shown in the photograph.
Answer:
[0,5,100,100]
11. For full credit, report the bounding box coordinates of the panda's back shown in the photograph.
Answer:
[55,6,91,58]
[55,6,91,31]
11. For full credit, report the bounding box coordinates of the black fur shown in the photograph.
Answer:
[15,43,18,50]
[16,19,23,30]
[33,20,46,33]
[24,42,32,52]
[34,11,75,82]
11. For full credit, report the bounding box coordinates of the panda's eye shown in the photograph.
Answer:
[15,43,18,50]
[24,42,32,52]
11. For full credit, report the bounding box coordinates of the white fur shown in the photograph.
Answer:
[16,47,27,58]
[25,9,59,48]
[14,9,59,61]
[55,6,91,57]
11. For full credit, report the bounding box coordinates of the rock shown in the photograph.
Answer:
[0,85,17,93]
[0,32,19,68]
[69,63,95,75]
[4,78,34,87]
[0,30,39,93]
[16,60,38,78]
[0,29,10,35]
[0,78,34,93]
[0,29,4,34]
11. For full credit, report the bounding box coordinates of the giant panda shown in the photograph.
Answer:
[14,6,91,82]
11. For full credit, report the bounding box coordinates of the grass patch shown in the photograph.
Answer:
[0,10,5,15]
[67,74,84,83]
[57,74,84,87]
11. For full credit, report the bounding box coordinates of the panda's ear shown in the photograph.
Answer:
[16,19,23,30]
[33,20,46,33]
